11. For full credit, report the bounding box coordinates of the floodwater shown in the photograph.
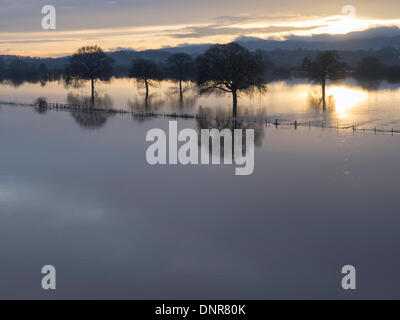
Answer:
[1,77,400,130]
[0,79,400,299]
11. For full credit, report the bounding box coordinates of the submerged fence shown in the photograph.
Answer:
[1,100,399,136]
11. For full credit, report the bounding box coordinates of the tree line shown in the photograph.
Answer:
[0,57,62,86]
[301,51,400,109]
[3,43,400,114]
[64,44,265,116]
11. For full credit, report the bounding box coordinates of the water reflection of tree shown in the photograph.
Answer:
[356,79,382,91]
[307,89,335,110]
[1,78,25,88]
[1,76,55,88]
[67,93,115,130]
[34,97,48,114]
[196,110,265,161]
[63,76,86,90]
[2,77,50,88]
[197,102,268,120]
[166,84,198,111]
[128,93,166,122]
[306,90,340,127]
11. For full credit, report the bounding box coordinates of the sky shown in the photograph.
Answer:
[1,0,400,57]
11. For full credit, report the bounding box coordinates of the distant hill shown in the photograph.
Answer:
[158,43,213,55]
[235,35,400,52]
[2,26,400,71]
[159,27,400,54]
[107,49,171,64]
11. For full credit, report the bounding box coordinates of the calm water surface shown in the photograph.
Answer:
[2,78,400,130]
[0,104,400,299]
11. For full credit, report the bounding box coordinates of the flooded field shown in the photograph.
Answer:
[0,104,400,299]
[2,77,400,130]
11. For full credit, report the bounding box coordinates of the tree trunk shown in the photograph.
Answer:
[145,78,149,109]
[179,79,183,102]
[91,78,95,107]
[232,90,238,118]
[322,78,326,111]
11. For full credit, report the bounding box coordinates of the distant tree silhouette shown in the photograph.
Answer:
[386,64,400,83]
[67,46,114,106]
[196,42,266,117]
[0,58,5,78]
[354,56,386,80]
[38,63,47,75]
[303,51,345,110]
[166,53,194,101]
[130,58,161,108]
[8,58,30,78]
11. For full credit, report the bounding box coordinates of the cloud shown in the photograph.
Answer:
[0,39,76,44]
[108,46,135,51]
[169,24,324,39]
[284,25,400,42]
[166,13,326,39]
[210,14,302,24]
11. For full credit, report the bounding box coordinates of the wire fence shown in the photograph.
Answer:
[1,100,399,136]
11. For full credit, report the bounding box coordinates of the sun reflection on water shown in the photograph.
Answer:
[327,86,368,118]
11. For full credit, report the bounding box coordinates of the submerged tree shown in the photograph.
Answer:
[166,53,194,101]
[303,51,345,110]
[67,46,114,106]
[130,58,161,108]
[196,42,266,117]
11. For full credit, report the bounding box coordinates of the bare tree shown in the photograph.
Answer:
[166,53,194,101]
[130,59,161,108]
[67,46,114,106]
[196,42,266,117]
[303,51,345,110]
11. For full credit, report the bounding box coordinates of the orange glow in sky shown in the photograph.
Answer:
[2,13,400,57]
